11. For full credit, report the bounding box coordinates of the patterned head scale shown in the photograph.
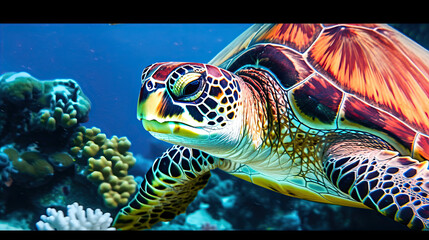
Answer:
[137,62,243,147]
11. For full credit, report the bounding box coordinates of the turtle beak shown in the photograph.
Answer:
[136,86,209,140]
[137,87,165,122]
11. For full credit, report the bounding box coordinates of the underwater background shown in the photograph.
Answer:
[0,23,427,230]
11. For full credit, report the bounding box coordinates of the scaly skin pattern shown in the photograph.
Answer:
[323,140,429,230]
[226,68,381,208]
[113,61,429,230]
[113,145,224,230]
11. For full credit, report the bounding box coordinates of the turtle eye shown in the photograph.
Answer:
[171,72,205,101]
[183,79,201,96]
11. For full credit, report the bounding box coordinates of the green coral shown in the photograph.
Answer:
[0,72,43,103]
[48,152,75,171]
[0,72,91,145]
[0,146,54,187]
[69,126,137,208]
[0,145,77,187]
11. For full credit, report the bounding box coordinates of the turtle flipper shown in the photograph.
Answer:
[323,140,429,230]
[112,145,221,230]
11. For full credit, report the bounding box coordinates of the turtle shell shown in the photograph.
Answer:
[209,24,429,162]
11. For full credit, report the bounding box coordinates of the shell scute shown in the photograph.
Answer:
[307,25,429,135]
[376,26,429,83]
[289,74,343,129]
[210,23,429,160]
[340,95,417,155]
[252,24,323,53]
[228,44,313,89]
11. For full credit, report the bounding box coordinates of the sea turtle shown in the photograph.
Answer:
[113,24,429,230]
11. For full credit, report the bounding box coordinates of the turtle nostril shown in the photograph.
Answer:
[146,80,154,91]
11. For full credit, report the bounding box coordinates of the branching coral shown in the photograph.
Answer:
[33,77,91,132]
[36,202,115,230]
[69,126,137,208]
[89,156,137,208]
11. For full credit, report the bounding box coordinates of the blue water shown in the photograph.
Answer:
[0,23,251,160]
[0,23,413,230]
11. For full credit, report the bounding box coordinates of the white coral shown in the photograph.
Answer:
[36,202,115,230]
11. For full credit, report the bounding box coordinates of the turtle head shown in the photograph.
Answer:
[137,62,244,155]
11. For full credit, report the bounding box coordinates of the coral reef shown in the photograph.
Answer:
[0,72,91,189]
[36,202,115,230]
[0,72,90,138]
[0,72,136,207]
[0,72,138,230]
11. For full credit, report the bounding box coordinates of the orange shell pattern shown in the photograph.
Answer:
[210,24,429,162]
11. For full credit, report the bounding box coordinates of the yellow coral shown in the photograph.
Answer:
[39,111,56,131]
[68,126,137,208]
[99,175,137,208]
[68,127,106,158]
[83,141,100,158]
[87,156,137,208]
[39,106,81,131]
[87,156,111,180]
